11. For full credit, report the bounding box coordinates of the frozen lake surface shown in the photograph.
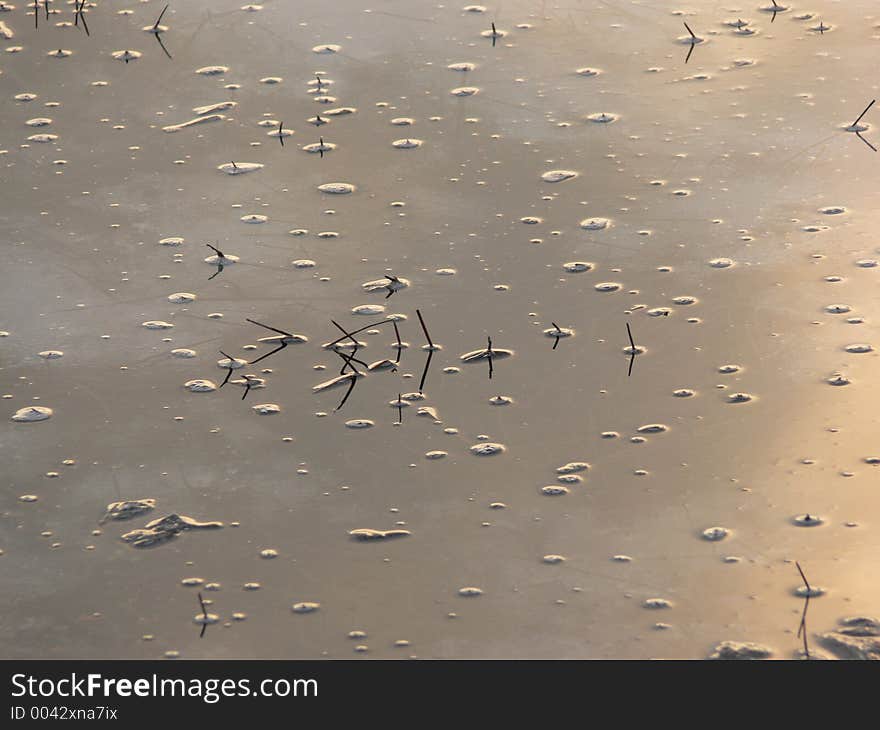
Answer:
[1,0,879,659]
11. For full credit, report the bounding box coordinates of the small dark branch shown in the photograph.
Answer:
[418,348,434,394]
[416,309,434,348]
[856,131,877,152]
[155,3,169,29]
[334,374,358,411]
[852,99,875,128]
[155,31,172,59]
[319,137,324,159]
[384,275,400,299]
[218,351,236,387]
[795,561,811,659]
[246,318,291,338]
[396,393,403,424]
[337,347,368,375]
[685,42,694,64]
[683,21,695,39]
[326,318,394,348]
[206,242,224,257]
[208,263,224,281]
[795,561,811,592]
[331,319,361,348]
[78,0,89,36]
[552,322,562,351]
[279,121,284,147]
[392,320,402,365]
[241,376,254,400]
[35,0,38,30]
[335,345,365,377]
[626,322,636,350]
[198,591,208,639]
[247,342,285,366]
[487,336,494,380]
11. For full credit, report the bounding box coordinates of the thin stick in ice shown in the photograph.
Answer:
[626,322,636,377]
[795,562,812,659]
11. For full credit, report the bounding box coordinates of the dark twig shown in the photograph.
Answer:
[325,318,395,349]
[155,31,173,59]
[795,562,811,659]
[330,319,363,349]
[418,349,433,394]
[856,132,877,152]
[416,309,433,348]
[76,0,89,36]
[319,137,324,159]
[683,22,697,64]
[851,99,875,128]
[626,322,636,377]
[330,321,370,373]
[198,592,208,639]
[384,275,400,299]
[551,322,562,350]
[206,243,225,281]
[218,350,236,387]
[240,375,256,400]
[154,3,169,30]
[246,343,283,365]
[332,355,361,411]
[279,121,284,147]
[395,393,403,424]
[487,336,494,380]
[244,319,295,365]
[392,320,402,367]
[247,318,290,337]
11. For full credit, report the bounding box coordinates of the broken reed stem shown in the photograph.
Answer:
[155,3,169,29]
[795,561,811,659]
[487,336,494,379]
[392,320,402,364]
[325,318,395,348]
[247,318,292,338]
[78,0,90,36]
[418,349,433,394]
[198,591,208,639]
[416,309,433,348]
[852,99,875,127]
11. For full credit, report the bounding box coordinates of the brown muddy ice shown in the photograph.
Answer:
[1,0,879,660]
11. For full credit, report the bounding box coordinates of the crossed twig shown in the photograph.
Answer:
[795,562,812,659]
